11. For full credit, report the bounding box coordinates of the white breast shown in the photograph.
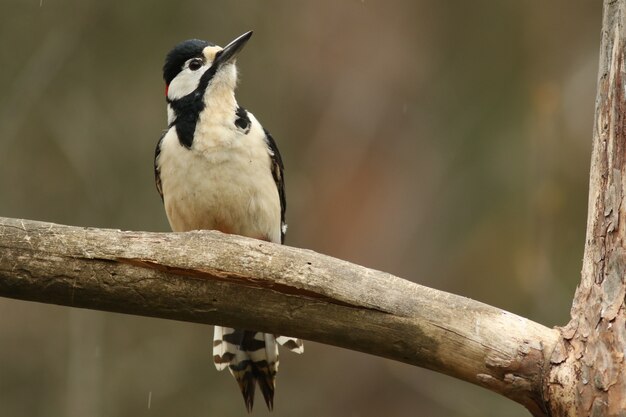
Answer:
[157,112,281,243]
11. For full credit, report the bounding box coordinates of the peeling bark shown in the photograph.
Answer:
[546,1,626,416]
[0,216,558,416]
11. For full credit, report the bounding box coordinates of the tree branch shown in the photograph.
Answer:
[0,216,558,416]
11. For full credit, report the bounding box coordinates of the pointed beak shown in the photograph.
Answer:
[214,31,253,67]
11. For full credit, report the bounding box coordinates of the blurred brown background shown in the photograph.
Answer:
[0,1,602,416]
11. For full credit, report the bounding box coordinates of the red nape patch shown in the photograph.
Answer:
[165,84,169,97]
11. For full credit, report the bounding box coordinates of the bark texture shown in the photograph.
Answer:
[546,1,626,416]
[0,216,558,416]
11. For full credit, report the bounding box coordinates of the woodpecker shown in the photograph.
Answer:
[154,31,303,412]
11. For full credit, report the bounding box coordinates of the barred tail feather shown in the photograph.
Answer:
[229,357,258,412]
[212,326,230,370]
[275,335,304,354]
[212,326,303,412]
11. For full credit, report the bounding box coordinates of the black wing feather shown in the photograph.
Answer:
[263,128,286,244]
[154,131,166,201]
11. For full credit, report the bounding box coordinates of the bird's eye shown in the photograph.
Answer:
[189,59,203,71]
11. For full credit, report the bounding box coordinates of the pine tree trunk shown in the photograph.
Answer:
[546,1,626,415]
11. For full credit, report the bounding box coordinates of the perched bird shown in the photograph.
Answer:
[154,31,303,411]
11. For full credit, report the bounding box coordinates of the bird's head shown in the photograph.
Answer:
[163,31,253,103]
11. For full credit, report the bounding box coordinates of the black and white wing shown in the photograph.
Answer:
[154,131,166,201]
[263,128,286,244]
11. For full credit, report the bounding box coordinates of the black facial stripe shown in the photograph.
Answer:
[196,62,219,92]
[167,61,221,148]
[168,92,203,148]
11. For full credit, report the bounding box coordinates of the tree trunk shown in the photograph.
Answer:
[546,1,626,415]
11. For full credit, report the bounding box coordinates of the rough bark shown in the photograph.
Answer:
[546,1,626,416]
[0,216,558,416]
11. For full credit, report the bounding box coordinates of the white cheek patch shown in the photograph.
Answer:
[167,46,227,102]
[167,67,205,100]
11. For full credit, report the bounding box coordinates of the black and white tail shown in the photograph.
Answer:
[213,326,303,412]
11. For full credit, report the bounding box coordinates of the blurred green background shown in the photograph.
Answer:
[0,1,602,416]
